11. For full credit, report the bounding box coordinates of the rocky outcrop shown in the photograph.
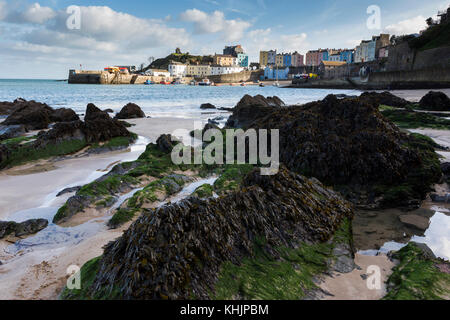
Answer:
[84,103,110,121]
[225,95,286,128]
[82,166,353,300]
[115,103,146,119]
[3,101,54,130]
[359,91,409,108]
[0,219,48,239]
[200,103,217,110]
[228,94,441,208]
[50,108,79,123]
[2,99,80,130]
[419,91,450,111]
[0,125,26,140]
[156,134,178,153]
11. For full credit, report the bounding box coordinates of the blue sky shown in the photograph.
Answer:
[0,0,448,78]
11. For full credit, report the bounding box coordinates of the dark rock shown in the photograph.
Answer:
[441,162,450,176]
[83,118,130,143]
[0,101,16,116]
[156,134,179,153]
[0,125,26,140]
[430,193,450,203]
[84,103,110,121]
[3,101,54,130]
[0,219,48,239]
[56,186,81,197]
[0,144,10,164]
[115,103,145,119]
[14,219,48,237]
[33,120,85,148]
[419,91,450,111]
[104,109,114,113]
[200,103,217,110]
[243,94,441,208]
[87,166,353,300]
[226,95,285,128]
[359,91,409,108]
[50,108,80,123]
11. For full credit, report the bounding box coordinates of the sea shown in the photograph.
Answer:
[0,79,359,118]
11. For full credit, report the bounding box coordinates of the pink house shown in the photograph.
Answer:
[291,52,304,67]
[379,46,389,59]
[305,49,326,66]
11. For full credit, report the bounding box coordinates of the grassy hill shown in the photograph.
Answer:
[145,53,213,71]
[409,20,450,51]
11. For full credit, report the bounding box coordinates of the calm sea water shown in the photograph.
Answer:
[0,79,359,118]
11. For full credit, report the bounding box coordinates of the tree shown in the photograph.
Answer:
[175,48,181,54]
[426,17,434,26]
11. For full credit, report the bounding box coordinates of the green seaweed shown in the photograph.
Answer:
[384,243,450,300]
[192,184,214,198]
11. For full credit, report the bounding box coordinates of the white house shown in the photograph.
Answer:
[168,63,187,77]
[210,65,244,76]
[145,69,170,77]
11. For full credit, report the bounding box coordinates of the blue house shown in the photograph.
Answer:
[283,54,292,67]
[237,53,249,67]
[264,66,290,80]
[340,50,354,63]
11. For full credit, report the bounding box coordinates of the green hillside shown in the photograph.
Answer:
[145,52,213,71]
[410,20,450,51]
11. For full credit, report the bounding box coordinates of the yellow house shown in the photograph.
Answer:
[213,54,235,66]
[275,54,284,67]
[186,65,211,77]
[259,51,269,67]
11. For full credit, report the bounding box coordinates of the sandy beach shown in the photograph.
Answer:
[0,115,214,300]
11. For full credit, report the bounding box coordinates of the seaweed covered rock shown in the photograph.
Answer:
[50,108,80,123]
[200,103,217,110]
[0,124,26,141]
[359,91,409,108]
[156,134,179,153]
[226,95,286,128]
[384,242,450,300]
[84,103,110,121]
[0,219,48,239]
[2,99,80,130]
[234,94,441,208]
[3,100,54,130]
[115,103,146,119]
[80,166,353,300]
[419,91,450,111]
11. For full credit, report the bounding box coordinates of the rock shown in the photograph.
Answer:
[56,186,81,197]
[226,95,286,128]
[0,144,10,164]
[14,219,48,237]
[84,103,110,121]
[86,166,353,300]
[0,219,48,239]
[3,101,54,130]
[399,214,430,231]
[200,103,217,110]
[441,162,450,176]
[332,243,356,273]
[430,193,450,203]
[156,134,179,153]
[104,109,114,113]
[419,91,450,111]
[33,120,85,148]
[0,125,26,140]
[359,91,409,108]
[0,101,16,116]
[410,242,436,260]
[50,108,80,123]
[115,103,145,119]
[239,94,441,208]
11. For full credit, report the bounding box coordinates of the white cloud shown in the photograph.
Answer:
[21,3,56,24]
[0,1,6,20]
[385,15,427,36]
[180,9,251,41]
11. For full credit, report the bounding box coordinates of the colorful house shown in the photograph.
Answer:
[340,50,354,63]
[291,52,304,67]
[237,53,249,68]
[264,66,290,80]
[283,53,292,67]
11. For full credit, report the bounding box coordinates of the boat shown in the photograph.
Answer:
[198,78,211,86]
[189,80,196,86]
[259,83,265,87]
[144,80,154,85]
[160,81,171,85]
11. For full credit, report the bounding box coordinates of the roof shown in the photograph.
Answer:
[321,61,347,67]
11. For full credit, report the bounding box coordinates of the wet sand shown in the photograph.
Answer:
[319,254,395,300]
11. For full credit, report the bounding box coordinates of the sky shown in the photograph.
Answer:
[0,0,449,79]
